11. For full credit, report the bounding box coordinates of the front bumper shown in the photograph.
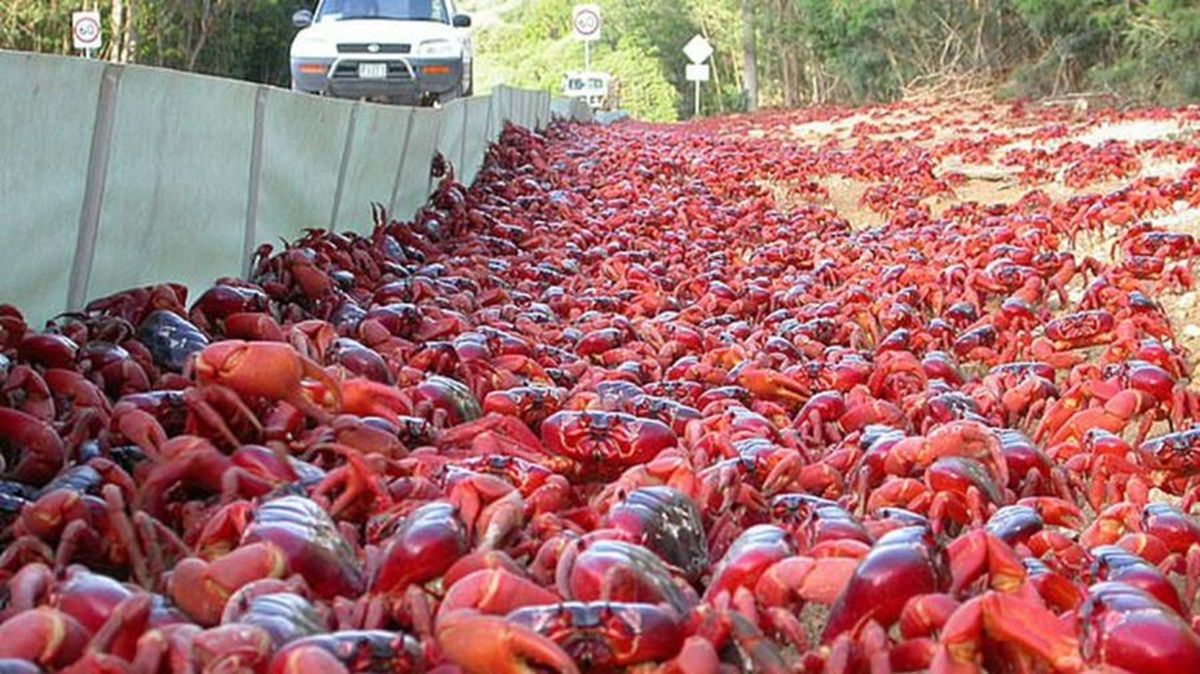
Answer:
[291,56,461,102]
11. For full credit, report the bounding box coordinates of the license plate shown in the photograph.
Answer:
[358,63,387,79]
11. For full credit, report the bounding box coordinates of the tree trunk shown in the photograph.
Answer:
[110,0,123,61]
[740,0,758,111]
[186,0,214,71]
[121,0,136,62]
[777,48,787,106]
[781,51,795,108]
[811,62,819,105]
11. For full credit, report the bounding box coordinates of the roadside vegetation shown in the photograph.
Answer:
[1,0,295,83]
[4,0,1200,121]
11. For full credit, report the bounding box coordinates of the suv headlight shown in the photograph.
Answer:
[292,32,336,59]
[418,39,458,56]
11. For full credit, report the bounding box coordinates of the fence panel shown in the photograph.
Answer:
[0,52,105,321]
[88,67,257,302]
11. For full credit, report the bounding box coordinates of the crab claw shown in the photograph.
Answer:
[193,340,341,422]
[736,368,808,407]
[1015,497,1085,530]
[168,542,288,626]
[438,568,561,620]
[658,635,720,674]
[932,591,1081,674]
[436,610,579,674]
[269,645,351,674]
[340,378,414,425]
[0,607,89,668]
[947,529,1027,595]
[755,555,860,608]
[0,407,66,486]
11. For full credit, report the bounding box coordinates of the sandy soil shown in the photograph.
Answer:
[748,99,1200,375]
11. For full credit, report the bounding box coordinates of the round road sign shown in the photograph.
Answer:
[72,12,103,50]
[572,5,601,42]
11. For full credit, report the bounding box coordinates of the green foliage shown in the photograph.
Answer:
[471,0,686,121]
[6,0,1200,115]
[1093,0,1200,104]
[193,1,294,84]
[1,0,73,54]
[595,38,679,121]
[1007,0,1128,97]
[0,0,293,85]
[745,0,1200,108]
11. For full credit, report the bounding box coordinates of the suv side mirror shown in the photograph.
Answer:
[452,14,472,28]
[292,9,313,28]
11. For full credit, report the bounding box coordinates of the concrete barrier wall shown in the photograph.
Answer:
[0,51,592,323]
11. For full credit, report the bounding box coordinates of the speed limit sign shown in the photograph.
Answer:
[572,5,601,42]
[72,11,103,51]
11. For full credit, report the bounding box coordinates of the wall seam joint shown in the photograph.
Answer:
[428,109,446,196]
[485,92,497,143]
[388,110,417,216]
[242,86,269,277]
[67,63,123,312]
[329,102,361,232]
[459,101,469,178]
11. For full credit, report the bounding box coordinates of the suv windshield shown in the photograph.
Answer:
[316,0,449,22]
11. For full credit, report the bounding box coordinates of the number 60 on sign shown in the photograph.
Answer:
[72,11,103,51]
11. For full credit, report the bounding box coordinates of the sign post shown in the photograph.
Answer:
[686,64,711,117]
[72,10,103,58]
[683,34,713,118]
[572,5,601,71]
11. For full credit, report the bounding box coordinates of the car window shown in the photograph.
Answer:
[317,0,449,22]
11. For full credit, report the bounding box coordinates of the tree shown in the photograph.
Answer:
[740,0,757,111]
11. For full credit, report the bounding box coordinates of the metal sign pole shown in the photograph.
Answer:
[683,34,713,119]
[573,5,601,70]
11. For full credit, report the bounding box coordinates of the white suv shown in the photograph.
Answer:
[290,0,473,105]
